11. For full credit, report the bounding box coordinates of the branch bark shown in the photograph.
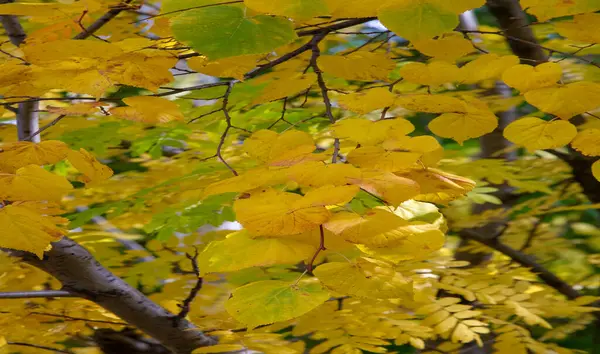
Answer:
[10,238,217,353]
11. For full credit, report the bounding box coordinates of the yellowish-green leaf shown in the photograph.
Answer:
[0,205,66,258]
[324,0,379,17]
[253,73,316,104]
[225,280,330,328]
[347,146,421,171]
[245,0,330,20]
[199,230,316,274]
[502,62,562,92]
[555,13,600,44]
[382,135,444,166]
[110,96,184,123]
[503,117,577,151]
[521,0,600,21]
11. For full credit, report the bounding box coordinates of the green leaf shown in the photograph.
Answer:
[377,0,458,42]
[225,280,330,328]
[170,5,297,59]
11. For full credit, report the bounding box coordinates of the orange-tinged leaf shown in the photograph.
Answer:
[503,117,577,151]
[0,140,69,172]
[110,96,184,123]
[0,165,73,201]
[67,148,113,185]
[349,170,420,206]
[0,204,67,258]
[501,63,562,93]
[187,54,262,80]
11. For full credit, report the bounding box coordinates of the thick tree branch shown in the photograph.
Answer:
[9,237,217,354]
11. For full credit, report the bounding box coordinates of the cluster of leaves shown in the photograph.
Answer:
[0,0,599,353]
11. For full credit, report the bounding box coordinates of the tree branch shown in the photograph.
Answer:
[0,290,75,299]
[9,237,217,354]
[173,248,203,326]
[73,0,135,40]
[459,229,581,300]
[6,341,73,354]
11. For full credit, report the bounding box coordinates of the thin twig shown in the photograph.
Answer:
[73,0,134,40]
[23,115,66,141]
[173,247,203,326]
[267,97,290,129]
[6,342,73,354]
[308,34,340,163]
[28,311,128,325]
[0,290,75,299]
[132,0,243,23]
[188,108,223,124]
[216,82,238,176]
[307,225,326,273]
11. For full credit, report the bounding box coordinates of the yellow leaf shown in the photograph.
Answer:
[46,102,104,116]
[225,280,330,328]
[233,189,330,236]
[502,62,562,92]
[253,73,316,104]
[23,39,122,63]
[296,185,359,208]
[244,129,318,167]
[357,226,445,261]
[314,259,411,299]
[503,117,577,151]
[0,140,69,172]
[67,148,113,185]
[199,230,316,274]
[286,161,361,187]
[0,165,73,201]
[428,98,498,144]
[524,81,600,119]
[521,0,600,21]
[435,315,458,334]
[245,0,330,20]
[188,54,262,80]
[0,1,101,20]
[337,88,396,114]
[0,336,6,347]
[193,344,246,353]
[505,300,552,329]
[349,170,420,206]
[324,0,379,17]
[347,146,421,171]
[331,118,414,145]
[0,205,66,258]
[382,135,444,166]
[319,52,395,81]
[460,54,519,84]
[412,33,474,62]
[555,13,600,44]
[110,96,184,123]
[571,128,600,156]
[400,61,462,87]
[592,160,600,182]
[202,168,284,197]
[108,53,177,92]
[396,168,475,204]
[395,94,467,113]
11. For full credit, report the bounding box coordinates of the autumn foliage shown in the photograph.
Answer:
[0,0,599,354]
